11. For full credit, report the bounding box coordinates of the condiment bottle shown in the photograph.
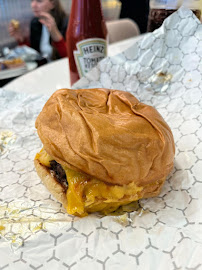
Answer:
[66,0,108,86]
[147,0,201,32]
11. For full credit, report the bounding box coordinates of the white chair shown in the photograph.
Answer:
[106,18,140,44]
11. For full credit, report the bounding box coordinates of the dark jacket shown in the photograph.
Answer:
[30,16,68,60]
[120,0,150,33]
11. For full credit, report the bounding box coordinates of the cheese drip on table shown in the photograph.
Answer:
[35,148,143,216]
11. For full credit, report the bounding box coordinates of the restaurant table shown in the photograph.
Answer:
[3,35,145,95]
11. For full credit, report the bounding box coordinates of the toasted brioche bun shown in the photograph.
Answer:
[34,159,68,207]
[35,88,175,187]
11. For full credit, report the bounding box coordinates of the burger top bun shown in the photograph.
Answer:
[35,88,175,186]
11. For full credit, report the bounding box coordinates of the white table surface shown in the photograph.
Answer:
[3,35,145,96]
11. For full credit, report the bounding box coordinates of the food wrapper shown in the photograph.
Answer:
[4,45,40,62]
[0,7,202,269]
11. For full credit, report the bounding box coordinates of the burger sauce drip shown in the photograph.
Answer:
[66,0,108,86]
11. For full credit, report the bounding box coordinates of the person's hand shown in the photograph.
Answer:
[39,12,63,42]
[8,21,24,43]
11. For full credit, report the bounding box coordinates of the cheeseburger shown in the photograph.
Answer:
[34,88,175,217]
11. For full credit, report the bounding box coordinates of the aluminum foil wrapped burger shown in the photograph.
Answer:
[34,88,175,217]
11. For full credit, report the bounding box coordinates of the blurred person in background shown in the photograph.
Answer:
[8,0,68,61]
[119,0,150,33]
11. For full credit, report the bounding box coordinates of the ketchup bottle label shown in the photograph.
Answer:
[73,38,107,78]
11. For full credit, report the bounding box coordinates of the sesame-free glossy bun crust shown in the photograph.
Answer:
[35,88,175,187]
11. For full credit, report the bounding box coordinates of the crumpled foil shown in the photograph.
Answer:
[0,7,202,270]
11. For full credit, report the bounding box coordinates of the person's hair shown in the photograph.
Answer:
[50,0,67,27]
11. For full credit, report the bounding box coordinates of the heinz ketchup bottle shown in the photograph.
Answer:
[66,0,108,86]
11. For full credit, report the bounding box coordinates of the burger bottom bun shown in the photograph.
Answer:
[34,159,68,207]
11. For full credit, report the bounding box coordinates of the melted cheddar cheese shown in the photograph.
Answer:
[35,148,143,216]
